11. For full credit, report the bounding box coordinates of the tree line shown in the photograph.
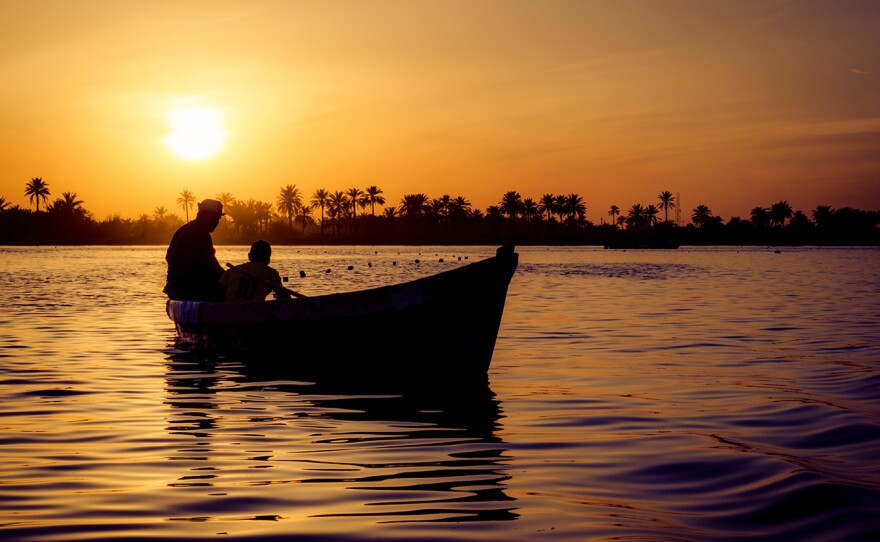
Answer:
[1,177,877,246]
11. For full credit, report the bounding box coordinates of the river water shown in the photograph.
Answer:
[0,245,878,541]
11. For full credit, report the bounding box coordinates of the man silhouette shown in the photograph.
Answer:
[163,198,225,301]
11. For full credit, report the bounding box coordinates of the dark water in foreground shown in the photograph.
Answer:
[0,246,878,541]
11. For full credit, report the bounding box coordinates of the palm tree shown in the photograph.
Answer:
[626,203,645,229]
[364,185,386,216]
[24,177,50,212]
[750,206,769,228]
[429,198,445,219]
[769,200,793,228]
[328,191,349,235]
[346,187,364,221]
[644,204,660,227]
[177,189,195,222]
[451,196,471,218]
[499,191,524,222]
[437,194,453,221]
[812,205,834,229]
[399,193,430,216]
[657,191,675,223]
[383,207,398,219]
[51,192,86,219]
[553,195,566,222]
[608,205,620,228]
[692,204,713,227]
[256,201,274,232]
[215,192,236,209]
[522,198,538,223]
[294,202,314,235]
[0,196,9,212]
[153,206,168,221]
[562,194,586,226]
[539,194,556,222]
[311,188,330,237]
[277,184,302,229]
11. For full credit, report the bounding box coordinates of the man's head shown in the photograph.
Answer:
[195,199,224,231]
[248,240,271,264]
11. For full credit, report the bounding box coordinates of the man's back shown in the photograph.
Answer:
[164,220,224,300]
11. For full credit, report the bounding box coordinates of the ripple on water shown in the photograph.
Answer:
[0,246,879,541]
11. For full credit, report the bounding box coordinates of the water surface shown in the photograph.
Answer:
[1,246,878,540]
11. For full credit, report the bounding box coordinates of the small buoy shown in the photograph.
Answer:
[299,270,306,278]
[392,261,397,266]
[439,258,444,262]
[347,265,354,270]
[458,257,462,261]
[325,269,331,274]
[368,262,372,268]
[282,276,288,283]
[415,259,420,264]
[464,256,469,260]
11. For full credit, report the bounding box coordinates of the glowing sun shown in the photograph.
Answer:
[164,106,227,161]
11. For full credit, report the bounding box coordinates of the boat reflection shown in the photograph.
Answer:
[163,348,518,523]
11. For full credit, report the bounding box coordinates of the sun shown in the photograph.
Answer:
[164,106,227,161]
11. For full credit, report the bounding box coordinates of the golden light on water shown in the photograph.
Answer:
[164,106,227,162]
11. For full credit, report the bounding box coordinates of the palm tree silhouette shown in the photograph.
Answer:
[499,191,523,221]
[812,205,834,229]
[328,191,349,236]
[539,194,556,222]
[365,185,385,216]
[346,187,364,222]
[452,196,471,217]
[644,204,660,227]
[277,184,302,229]
[399,193,429,216]
[658,191,675,223]
[177,189,195,222]
[626,203,645,229]
[608,205,620,228]
[311,188,330,238]
[53,192,85,218]
[153,206,168,221]
[215,192,236,209]
[523,198,538,223]
[692,204,713,227]
[750,207,769,228]
[0,196,9,212]
[24,177,50,212]
[294,202,314,234]
[562,194,586,227]
[770,201,793,228]
[553,195,566,222]
[256,201,274,232]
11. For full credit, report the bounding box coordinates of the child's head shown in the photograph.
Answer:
[248,240,271,264]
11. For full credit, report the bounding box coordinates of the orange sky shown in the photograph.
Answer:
[2,0,878,223]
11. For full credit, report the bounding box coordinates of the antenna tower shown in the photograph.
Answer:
[675,192,682,226]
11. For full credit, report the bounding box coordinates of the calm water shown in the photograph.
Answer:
[1,245,879,541]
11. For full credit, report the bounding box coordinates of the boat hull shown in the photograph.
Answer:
[167,246,518,383]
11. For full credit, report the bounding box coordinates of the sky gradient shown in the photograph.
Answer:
[2,0,879,222]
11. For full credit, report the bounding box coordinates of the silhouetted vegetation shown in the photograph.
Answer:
[0,181,877,246]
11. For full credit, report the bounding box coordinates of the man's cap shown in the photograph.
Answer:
[198,199,225,215]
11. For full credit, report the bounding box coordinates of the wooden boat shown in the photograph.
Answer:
[167,245,519,383]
